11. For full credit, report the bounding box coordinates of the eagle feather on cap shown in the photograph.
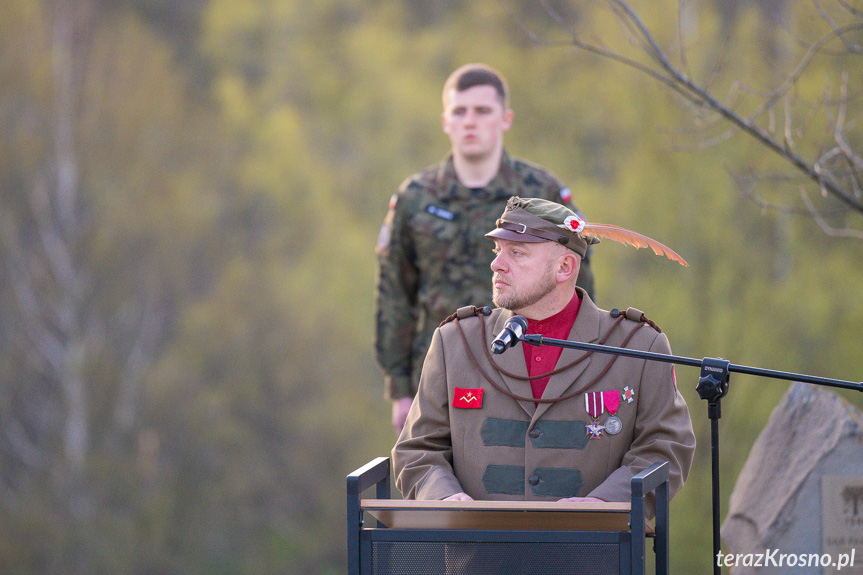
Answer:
[581,223,688,267]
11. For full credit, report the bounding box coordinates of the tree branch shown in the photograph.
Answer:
[509,0,863,220]
[801,186,863,238]
[607,0,863,214]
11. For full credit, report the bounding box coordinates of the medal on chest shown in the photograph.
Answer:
[586,420,604,439]
[584,392,606,439]
[604,391,622,435]
[585,390,625,439]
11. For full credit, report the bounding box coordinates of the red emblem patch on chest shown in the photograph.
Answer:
[452,388,483,409]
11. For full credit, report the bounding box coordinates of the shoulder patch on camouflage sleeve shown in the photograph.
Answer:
[375,194,398,253]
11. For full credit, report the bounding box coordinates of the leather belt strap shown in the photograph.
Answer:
[497,220,569,245]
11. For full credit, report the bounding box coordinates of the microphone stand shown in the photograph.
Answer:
[520,333,863,575]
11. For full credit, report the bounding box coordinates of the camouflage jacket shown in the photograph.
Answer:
[374,152,594,399]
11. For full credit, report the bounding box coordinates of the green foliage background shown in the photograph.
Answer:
[1,0,861,573]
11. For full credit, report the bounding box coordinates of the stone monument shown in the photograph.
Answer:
[721,382,863,574]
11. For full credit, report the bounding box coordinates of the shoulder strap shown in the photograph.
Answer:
[439,305,491,328]
[613,307,662,333]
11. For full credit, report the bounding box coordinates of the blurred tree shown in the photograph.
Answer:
[0,0,231,571]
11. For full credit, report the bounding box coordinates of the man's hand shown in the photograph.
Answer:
[557,496,605,503]
[443,492,474,501]
[392,397,414,435]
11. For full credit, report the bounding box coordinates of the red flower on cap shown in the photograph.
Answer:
[562,215,585,234]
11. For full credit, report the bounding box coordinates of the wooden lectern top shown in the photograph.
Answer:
[361,499,652,533]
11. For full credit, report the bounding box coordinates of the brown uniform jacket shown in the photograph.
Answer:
[392,289,695,512]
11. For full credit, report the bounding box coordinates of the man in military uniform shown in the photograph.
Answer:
[392,197,695,513]
[375,63,594,434]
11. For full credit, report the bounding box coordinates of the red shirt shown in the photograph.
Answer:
[522,291,582,401]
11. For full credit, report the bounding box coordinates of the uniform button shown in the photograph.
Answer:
[529,475,540,486]
[535,356,542,362]
[529,428,541,439]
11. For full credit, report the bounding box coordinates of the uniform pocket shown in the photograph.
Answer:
[409,210,462,278]
[481,418,529,447]
[529,420,589,450]
[482,465,525,495]
[530,468,584,498]
[410,209,459,242]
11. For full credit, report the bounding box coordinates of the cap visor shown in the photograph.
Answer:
[484,228,548,243]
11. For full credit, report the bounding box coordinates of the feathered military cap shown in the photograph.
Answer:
[485,196,688,266]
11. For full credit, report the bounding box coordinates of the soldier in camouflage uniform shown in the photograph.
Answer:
[375,63,594,433]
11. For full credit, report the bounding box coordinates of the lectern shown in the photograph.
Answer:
[347,458,669,575]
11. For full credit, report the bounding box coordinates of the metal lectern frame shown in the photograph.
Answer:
[347,457,669,575]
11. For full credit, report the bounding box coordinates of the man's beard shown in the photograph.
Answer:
[492,267,557,312]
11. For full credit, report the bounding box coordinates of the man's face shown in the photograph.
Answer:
[442,85,512,163]
[490,239,559,312]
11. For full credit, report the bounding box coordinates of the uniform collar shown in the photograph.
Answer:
[435,151,517,201]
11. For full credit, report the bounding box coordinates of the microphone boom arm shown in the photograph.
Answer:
[521,334,863,393]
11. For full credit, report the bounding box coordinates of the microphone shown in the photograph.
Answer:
[491,315,528,355]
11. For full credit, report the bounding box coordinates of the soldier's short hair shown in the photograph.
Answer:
[442,63,509,109]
